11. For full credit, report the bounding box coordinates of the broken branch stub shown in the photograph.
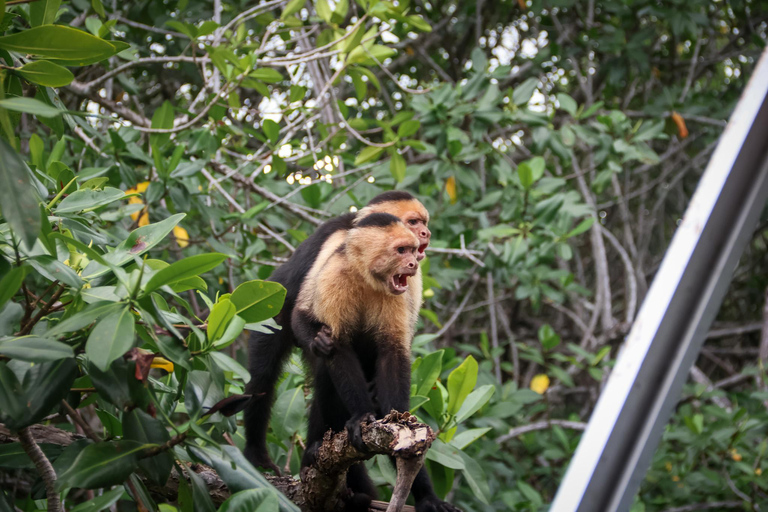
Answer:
[301,411,435,512]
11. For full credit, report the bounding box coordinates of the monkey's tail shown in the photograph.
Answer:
[243,326,293,474]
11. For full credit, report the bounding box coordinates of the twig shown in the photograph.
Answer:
[495,420,587,444]
[60,400,101,442]
[661,502,743,512]
[18,427,62,512]
[496,303,519,386]
[486,273,501,383]
[16,285,66,336]
[435,272,481,337]
[200,167,295,252]
[599,225,638,324]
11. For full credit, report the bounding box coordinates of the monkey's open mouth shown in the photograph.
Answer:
[418,243,428,255]
[390,272,414,294]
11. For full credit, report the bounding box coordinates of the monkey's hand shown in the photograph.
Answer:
[310,324,336,357]
[344,412,376,452]
[415,497,462,512]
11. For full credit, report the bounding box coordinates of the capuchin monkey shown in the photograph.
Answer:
[244,191,431,474]
[292,213,459,512]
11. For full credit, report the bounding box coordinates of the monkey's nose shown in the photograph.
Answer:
[422,228,431,239]
[408,262,416,268]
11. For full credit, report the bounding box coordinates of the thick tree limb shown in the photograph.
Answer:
[0,413,434,512]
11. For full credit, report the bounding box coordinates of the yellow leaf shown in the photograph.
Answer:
[137,211,149,226]
[150,357,174,373]
[125,181,150,194]
[445,176,457,204]
[173,225,189,248]
[530,374,550,394]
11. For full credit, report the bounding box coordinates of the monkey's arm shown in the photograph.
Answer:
[293,308,378,449]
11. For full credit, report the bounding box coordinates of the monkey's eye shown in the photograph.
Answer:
[408,219,419,225]
[397,247,406,254]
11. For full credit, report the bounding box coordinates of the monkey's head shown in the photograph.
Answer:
[357,191,431,261]
[348,213,420,295]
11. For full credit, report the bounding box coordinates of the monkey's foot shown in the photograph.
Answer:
[415,497,462,512]
[310,324,335,357]
[244,445,282,476]
[342,490,374,512]
[345,412,376,452]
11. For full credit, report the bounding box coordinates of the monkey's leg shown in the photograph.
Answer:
[244,328,291,475]
[324,346,378,451]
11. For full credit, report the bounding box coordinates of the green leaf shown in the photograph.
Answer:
[187,445,300,512]
[229,280,286,323]
[250,68,283,83]
[0,363,23,428]
[123,409,172,486]
[0,0,5,26]
[56,441,147,490]
[86,306,136,371]
[0,358,78,430]
[150,100,174,148]
[455,384,495,423]
[47,301,122,337]
[566,217,595,238]
[262,119,280,144]
[185,371,223,419]
[0,266,29,310]
[342,24,365,53]
[424,438,465,470]
[414,349,443,397]
[207,299,236,343]
[556,93,578,116]
[397,120,420,138]
[0,97,60,117]
[457,450,491,504]
[354,145,384,166]
[55,187,125,213]
[517,157,545,190]
[0,138,42,249]
[68,488,124,512]
[0,25,119,66]
[449,427,491,450]
[512,77,538,106]
[144,253,227,294]
[316,0,332,23]
[0,337,73,362]
[281,0,306,19]
[82,214,185,279]
[538,324,561,350]
[218,489,279,512]
[272,386,305,438]
[389,151,406,182]
[446,355,478,415]
[16,60,73,87]
[29,0,61,27]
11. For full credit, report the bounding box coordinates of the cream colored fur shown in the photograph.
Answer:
[296,223,419,351]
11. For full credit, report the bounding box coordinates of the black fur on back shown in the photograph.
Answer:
[355,212,400,229]
[267,212,356,323]
[365,190,413,205]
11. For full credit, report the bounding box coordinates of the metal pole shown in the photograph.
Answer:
[551,48,768,512]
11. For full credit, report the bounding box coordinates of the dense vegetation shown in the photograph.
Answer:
[0,0,767,510]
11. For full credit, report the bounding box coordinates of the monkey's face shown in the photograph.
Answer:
[403,214,430,262]
[363,199,431,262]
[386,238,420,295]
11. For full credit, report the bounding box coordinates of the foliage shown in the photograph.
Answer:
[0,0,766,511]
